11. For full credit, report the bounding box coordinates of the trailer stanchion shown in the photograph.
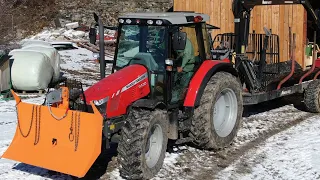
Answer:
[277,29,295,90]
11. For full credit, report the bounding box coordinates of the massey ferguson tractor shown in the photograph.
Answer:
[2,0,320,179]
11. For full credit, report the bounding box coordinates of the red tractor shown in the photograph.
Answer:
[3,0,320,179]
[88,12,244,179]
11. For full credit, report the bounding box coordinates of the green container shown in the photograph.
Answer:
[306,45,313,56]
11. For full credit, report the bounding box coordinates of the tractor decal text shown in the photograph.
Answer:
[280,90,292,96]
[111,73,148,99]
[139,82,147,89]
[262,0,272,4]
[120,72,148,93]
[111,72,148,99]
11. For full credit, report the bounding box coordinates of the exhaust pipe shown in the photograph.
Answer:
[91,13,106,79]
[98,18,106,79]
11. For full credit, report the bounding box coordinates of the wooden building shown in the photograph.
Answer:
[174,0,311,69]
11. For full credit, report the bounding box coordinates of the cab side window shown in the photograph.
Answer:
[202,24,213,60]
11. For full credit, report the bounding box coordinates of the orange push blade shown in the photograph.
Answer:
[1,90,103,178]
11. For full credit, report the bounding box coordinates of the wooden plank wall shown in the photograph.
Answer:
[174,0,235,42]
[174,0,307,68]
[250,5,307,66]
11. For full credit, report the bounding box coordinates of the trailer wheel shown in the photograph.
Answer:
[117,108,168,179]
[190,72,243,150]
[304,80,320,113]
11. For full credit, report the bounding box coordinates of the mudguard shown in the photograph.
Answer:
[1,90,103,178]
[183,59,237,107]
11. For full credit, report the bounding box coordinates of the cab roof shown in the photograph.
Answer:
[118,12,210,25]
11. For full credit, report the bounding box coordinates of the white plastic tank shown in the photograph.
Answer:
[9,50,54,91]
[21,45,61,83]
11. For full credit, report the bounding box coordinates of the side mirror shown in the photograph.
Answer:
[94,13,99,23]
[172,32,187,51]
[90,13,100,44]
[89,25,97,44]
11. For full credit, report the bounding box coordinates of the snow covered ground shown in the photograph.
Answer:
[1,30,320,179]
[218,115,320,180]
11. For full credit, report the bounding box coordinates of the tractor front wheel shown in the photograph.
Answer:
[190,72,243,150]
[117,108,168,179]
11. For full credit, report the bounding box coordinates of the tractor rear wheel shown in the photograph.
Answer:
[304,79,320,113]
[117,108,168,179]
[190,72,243,150]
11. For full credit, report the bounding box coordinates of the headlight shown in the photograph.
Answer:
[93,96,109,106]
[93,96,109,116]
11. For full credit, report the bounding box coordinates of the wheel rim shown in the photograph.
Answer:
[145,124,163,168]
[213,88,238,138]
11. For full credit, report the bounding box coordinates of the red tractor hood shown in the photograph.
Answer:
[84,64,150,118]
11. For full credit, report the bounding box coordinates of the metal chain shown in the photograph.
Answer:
[69,112,74,142]
[68,111,80,151]
[47,103,68,121]
[75,112,80,152]
[17,105,35,138]
[34,106,41,145]
[34,106,38,144]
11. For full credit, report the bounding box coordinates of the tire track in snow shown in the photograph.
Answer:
[154,97,317,180]
[217,116,320,180]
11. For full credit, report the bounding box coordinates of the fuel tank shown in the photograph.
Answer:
[84,64,150,118]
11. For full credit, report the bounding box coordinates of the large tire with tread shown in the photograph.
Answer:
[117,108,168,179]
[190,72,243,150]
[304,79,320,113]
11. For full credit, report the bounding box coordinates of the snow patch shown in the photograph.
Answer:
[107,151,181,180]
[217,116,320,180]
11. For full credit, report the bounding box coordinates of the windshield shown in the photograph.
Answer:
[115,25,167,71]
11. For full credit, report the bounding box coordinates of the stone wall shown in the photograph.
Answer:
[57,0,173,27]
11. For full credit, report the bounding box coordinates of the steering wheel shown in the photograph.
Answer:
[147,44,166,68]
[148,43,164,55]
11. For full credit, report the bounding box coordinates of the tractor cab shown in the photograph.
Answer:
[112,12,213,105]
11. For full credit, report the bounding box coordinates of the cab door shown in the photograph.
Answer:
[168,23,208,105]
